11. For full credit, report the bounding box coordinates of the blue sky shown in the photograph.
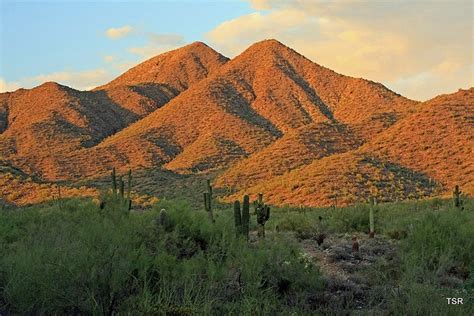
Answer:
[1,0,472,100]
[1,0,253,84]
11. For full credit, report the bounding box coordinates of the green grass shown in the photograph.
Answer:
[0,197,472,314]
[270,198,474,314]
[0,198,322,314]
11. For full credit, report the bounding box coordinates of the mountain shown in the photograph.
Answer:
[96,41,229,91]
[361,88,474,193]
[1,39,472,206]
[70,39,416,178]
[0,42,228,179]
[224,88,472,206]
[0,159,96,206]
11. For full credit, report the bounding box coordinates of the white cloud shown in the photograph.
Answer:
[128,45,177,59]
[388,63,474,101]
[148,33,185,46]
[2,28,188,92]
[206,0,474,100]
[105,25,133,39]
[29,69,112,90]
[103,55,116,63]
[0,78,21,93]
[1,69,115,91]
[129,32,185,59]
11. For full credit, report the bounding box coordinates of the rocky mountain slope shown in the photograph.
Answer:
[0,42,227,180]
[1,40,472,206]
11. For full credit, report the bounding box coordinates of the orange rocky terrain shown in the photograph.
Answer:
[0,42,228,180]
[0,40,472,206]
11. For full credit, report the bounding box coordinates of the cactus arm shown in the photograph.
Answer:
[254,194,270,238]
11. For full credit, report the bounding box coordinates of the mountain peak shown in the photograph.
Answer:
[183,41,210,49]
[244,39,291,54]
[96,41,228,91]
[231,38,307,68]
[38,81,62,89]
[252,38,286,48]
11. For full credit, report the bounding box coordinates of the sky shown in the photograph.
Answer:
[0,0,473,101]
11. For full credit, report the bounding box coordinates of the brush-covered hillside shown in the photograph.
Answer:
[0,40,472,206]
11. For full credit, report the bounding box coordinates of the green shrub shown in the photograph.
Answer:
[0,198,323,314]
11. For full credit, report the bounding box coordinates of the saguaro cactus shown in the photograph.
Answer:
[233,195,250,240]
[369,207,375,238]
[106,168,132,211]
[369,197,376,238]
[453,185,463,210]
[119,176,125,198]
[234,201,242,236]
[242,195,250,239]
[203,180,215,222]
[254,193,270,238]
[159,209,168,227]
[111,168,117,198]
[126,170,132,210]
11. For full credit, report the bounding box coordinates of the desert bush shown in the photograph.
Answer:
[0,198,323,314]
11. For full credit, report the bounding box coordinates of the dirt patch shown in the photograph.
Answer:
[300,233,398,311]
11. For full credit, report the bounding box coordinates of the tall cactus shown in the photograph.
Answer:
[254,193,270,238]
[234,201,242,237]
[369,197,376,238]
[111,167,117,198]
[119,176,125,198]
[233,195,250,240]
[453,185,463,210]
[242,195,250,239]
[126,170,132,199]
[105,167,132,211]
[159,209,168,227]
[126,169,132,211]
[369,207,375,238]
[204,180,214,222]
[204,192,210,213]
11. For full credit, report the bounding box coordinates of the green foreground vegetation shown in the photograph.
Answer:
[0,197,473,315]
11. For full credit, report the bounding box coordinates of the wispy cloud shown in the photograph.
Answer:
[1,69,114,92]
[148,33,185,46]
[2,26,187,92]
[29,69,112,90]
[105,25,133,39]
[0,78,21,93]
[103,55,116,63]
[206,0,473,100]
[129,32,185,59]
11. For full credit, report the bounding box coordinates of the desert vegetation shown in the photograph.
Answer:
[0,188,472,314]
[0,38,472,314]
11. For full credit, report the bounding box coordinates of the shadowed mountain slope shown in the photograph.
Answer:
[0,42,228,179]
[76,39,415,178]
[223,88,472,206]
[225,151,440,207]
[1,40,472,206]
[361,88,474,193]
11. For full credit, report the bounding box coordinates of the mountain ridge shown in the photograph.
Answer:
[1,39,472,206]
